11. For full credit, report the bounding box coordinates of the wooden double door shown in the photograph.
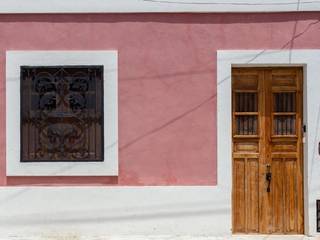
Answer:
[232,67,304,234]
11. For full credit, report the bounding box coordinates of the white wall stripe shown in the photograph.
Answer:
[0,0,319,13]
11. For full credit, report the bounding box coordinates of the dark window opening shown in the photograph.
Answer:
[20,66,104,162]
[317,200,320,232]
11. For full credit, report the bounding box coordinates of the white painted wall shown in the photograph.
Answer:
[2,50,320,239]
[0,186,230,238]
[0,0,319,13]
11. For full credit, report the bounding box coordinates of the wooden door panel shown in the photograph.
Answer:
[232,69,261,233]
[271,141,296,152]
[270,68,303,234]
[271,74,297,88]
[234,141,259,153]
[283,159,298,233]
[233,157,259,233]
[246,158,259,233]
[232,67,304,234]
[232,70,259,90]
[271,159,284,233]
[233,158,246,233]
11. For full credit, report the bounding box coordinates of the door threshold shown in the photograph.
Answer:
[231,234,307,240]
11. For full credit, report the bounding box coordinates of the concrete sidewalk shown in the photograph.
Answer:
[2,235,320,240]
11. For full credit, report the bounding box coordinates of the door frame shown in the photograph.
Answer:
[217,50,320,236]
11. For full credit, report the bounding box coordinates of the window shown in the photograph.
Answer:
[6,51,118,176]
[21,66,104,162]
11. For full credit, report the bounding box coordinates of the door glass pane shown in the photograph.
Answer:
[236,116,258,135]
[273,115,296,135]
[273,92,296,112]
[235,92,258,112]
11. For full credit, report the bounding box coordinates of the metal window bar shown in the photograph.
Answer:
[20,65,104,162]
[317,200,320,232]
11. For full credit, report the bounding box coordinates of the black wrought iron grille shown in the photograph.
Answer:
[20,66,104,162]
[317,200,320,232]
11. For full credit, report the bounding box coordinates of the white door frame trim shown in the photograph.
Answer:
[217,49,320,236]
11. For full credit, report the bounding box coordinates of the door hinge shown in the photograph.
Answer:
[303,124,307,133]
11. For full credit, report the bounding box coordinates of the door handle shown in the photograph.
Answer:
[266,164,272,193]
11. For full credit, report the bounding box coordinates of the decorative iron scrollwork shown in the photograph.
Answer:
[21,66,104,162]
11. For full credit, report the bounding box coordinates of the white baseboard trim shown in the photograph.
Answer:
[0,186,230,236]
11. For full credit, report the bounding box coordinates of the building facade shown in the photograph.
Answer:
[1,0,320,238]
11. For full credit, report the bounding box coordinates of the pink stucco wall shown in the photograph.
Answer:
[0,13,319,186]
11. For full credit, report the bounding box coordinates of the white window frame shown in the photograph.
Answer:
[6,50,118,176]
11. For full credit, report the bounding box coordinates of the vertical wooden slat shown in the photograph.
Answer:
[259,69,273,234]
[253,116,257,135]
[233,158,246,233]
[284,159,297,233]
[296,68,304,233]
[246,158,259,232]
[271,159,284,233]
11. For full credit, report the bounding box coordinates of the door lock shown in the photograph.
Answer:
[266,164,272,193]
